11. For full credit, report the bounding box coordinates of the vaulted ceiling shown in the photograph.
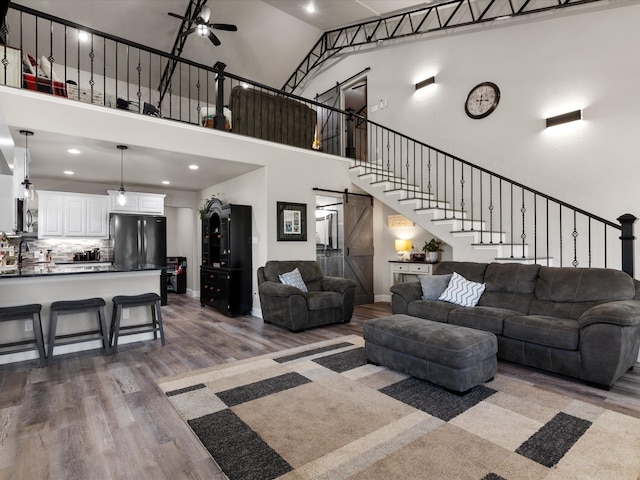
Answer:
[12,0,432,88]
[4,0,435,192]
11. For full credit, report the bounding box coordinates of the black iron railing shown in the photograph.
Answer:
[1,3,635,275]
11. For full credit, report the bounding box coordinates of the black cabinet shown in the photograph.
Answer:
[200,199,252,316]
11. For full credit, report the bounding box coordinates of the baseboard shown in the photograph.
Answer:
[375,293,391,303]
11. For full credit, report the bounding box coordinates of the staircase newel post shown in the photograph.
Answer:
[618,213,637,277]
[213,61,227,131]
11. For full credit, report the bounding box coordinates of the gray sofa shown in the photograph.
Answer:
[390,261,640,389]
[257,260,357,332]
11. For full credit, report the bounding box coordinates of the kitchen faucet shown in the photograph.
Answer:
[18,239,30,265]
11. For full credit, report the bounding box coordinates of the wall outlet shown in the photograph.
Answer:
[122,308,130,319]
[24,320,33,332]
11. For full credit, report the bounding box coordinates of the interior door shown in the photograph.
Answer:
[343,193,374,305]
[315,87,340,156]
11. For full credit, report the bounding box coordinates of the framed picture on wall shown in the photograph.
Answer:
[277,201,307,241]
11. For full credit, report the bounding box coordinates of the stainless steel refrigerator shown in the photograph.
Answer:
[110,213,168,303]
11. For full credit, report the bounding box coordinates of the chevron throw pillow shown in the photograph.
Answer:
[438,271,485,307]
[279,267,308,292]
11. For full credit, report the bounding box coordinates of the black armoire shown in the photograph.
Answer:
[200,198,252,316]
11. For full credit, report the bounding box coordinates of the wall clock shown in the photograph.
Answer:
[465,82,500,119]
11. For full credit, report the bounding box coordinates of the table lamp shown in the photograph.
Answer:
[395,239,411,261]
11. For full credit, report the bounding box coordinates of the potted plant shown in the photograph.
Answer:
[422,238,442,263]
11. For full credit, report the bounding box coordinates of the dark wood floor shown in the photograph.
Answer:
[0,295,638,479]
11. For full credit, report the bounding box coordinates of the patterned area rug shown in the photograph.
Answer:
[157,335,640,480]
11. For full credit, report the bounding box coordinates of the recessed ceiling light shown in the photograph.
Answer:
[64,170,74,175]
[189,164,199,170]
[67,148,81,154]
[306,3,315,14]
[162,180,170,185]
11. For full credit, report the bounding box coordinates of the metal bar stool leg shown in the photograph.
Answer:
[154,299,165,346]
[47,310,59,365]
[32,311,46,367]
[110,303,123,354]
[98,306,110,355]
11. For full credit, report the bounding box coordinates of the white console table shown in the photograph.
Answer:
[390,261,433,285]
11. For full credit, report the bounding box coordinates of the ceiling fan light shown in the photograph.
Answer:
[196,24,209,37]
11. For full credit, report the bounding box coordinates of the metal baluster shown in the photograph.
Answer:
[137,48,142,113]
[520,188,526,259]
[533,194,537,263]
[88,33,96,103]
[427,149,432,209]
[460,163,465,231]
[479,171,483,243]
[510,183,514,258]
[488,176,494,245]
[572,210,578,267]
[499,180,503,244]
[559,206,563,267]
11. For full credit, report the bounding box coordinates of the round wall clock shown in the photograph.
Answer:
[464,82,500,119]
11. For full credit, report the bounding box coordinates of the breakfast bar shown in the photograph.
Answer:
[0,265,163,364]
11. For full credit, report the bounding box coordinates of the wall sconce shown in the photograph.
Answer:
[546,110,582,128]
[395,239,411,261]
[415,76,435,91]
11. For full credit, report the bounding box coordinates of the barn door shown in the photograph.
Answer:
[343,193,374,305]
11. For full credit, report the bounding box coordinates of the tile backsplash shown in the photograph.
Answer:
[7,237,113,263]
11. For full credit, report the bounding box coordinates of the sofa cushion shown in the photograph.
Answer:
[278,268,308,292]
[478,263,540,314]
[439,272,486,307]
[535,266,635,303]
[449,306,523,334]
[419,274,451,300]
[531,267,636,320]
[306,291,342,311]
[407,300,456,323]
[432,261,488,283]
[503,315,580,350]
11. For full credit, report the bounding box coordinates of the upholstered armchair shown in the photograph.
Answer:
[257,260,357,332]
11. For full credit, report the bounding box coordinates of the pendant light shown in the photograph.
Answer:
[19,130,34,200]
[116,145,128,206]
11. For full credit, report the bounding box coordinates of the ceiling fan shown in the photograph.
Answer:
[168,4,237,46]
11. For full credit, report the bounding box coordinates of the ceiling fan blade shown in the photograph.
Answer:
[179,27,196,37]
[168,12,187,20]
[210,23,237,32]
[198,6,211,23]
[208,31,221,46]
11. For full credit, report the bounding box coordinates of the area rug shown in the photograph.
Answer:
[157,335,640,480]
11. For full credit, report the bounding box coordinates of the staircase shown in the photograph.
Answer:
[348,153,627,271]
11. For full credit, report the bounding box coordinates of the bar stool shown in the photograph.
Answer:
[110,293,165,353]
[48,297,109,364]
[0,304,46,367]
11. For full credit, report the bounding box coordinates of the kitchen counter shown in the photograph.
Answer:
[0,267,164,365]
[0,263,164,278]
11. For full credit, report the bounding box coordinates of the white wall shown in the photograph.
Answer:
[300,2,640,273]
[200,144,353,314]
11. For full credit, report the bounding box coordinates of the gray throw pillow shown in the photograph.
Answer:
[419,274,452,300]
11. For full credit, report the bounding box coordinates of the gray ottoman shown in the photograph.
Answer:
[363,314,497,393]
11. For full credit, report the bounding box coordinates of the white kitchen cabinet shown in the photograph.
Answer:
[108,190,165,215]
[85,196,109,237]
[39,193,64,237]
[38,191,108,238]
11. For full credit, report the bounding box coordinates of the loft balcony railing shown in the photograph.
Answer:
[1,3,635,276]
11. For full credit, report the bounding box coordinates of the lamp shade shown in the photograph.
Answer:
[395,239,411,252]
